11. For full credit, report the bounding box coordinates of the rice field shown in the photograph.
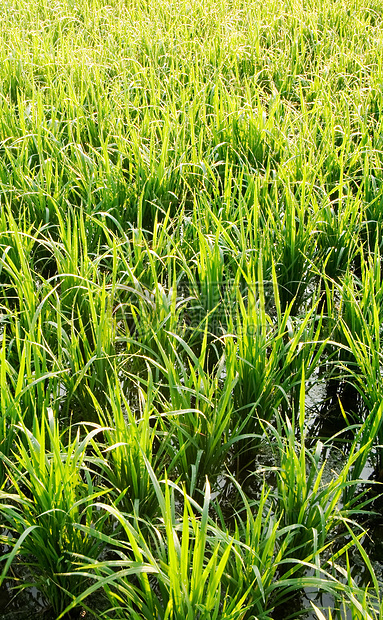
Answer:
[1,0,383,617]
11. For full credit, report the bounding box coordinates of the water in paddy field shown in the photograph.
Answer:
[303,378,383,619]
[0,583,47,620]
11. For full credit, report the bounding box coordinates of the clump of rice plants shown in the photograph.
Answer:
[0,410,109,617]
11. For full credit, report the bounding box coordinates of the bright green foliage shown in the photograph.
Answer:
[0,410,109,615]
[0,0,383,617]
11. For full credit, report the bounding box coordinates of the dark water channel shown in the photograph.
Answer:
[300,379,383,619]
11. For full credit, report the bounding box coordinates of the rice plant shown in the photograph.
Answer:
[0,410,109,616]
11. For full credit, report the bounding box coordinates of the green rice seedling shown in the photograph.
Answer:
[45,207,102,320]
[109,220,198,373]
[329,250,383,437]
[322,263,383,475]
[219,477,295,619]
[194,226,225,323]
[0,409,109,616]
[135,327,242,493]
[0,252,72,427]
[58,473,251,620]
[1,246,116,424]
[59,464,378,620]
[0,327,19,482]
[122,277,188,372]
[219,473,376,620]
[361,179,383,254]
[57,279,118,420]
[261,372,373,565]
[342,253,382,359]
[0,216,40,323]
[138,477,250,620]
[315,182,364,280]
[0,207,37,300]
[0,222,69,413]
[87,368,172,519]
[0,326,68,483]
[267,180,318,313]
[18,215,121,419]
[225,261,327,445]
[164,199,229,322]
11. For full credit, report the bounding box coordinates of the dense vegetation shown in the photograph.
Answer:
[1,0,383,617]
